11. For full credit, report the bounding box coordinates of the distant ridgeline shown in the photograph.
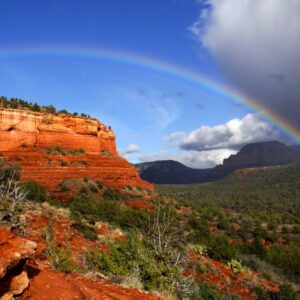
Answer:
[0,96,91,118]
[136,141,300,184]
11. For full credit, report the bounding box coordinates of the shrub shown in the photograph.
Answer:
[126,185,133,191]
[247,238,268,258]
[44,221,78,273]
[195,282,237,300]
[251,286,268,300]
[54,146,62,152]
[45,147,52,154]
[58,181,70,192]
[0,160,20,181]
[282,225,290,234]
[0,160,27,223]
[293,225,300,234]
[80,186,89,194]
[218,217,230,230]
[60,160,68,167]
[88,182,98,193]
[187,217,210,243]
[207,233,238,261]
[44,105,56,114]
[57,109,69,114]
[267,244,300,277]
[102,188,121,201]
[85,231,183,293]
[69,194,97,223]
[225,259,246,274]
[23,181,46,202]
[79,160,88,166]
[96,181,104,190]
[190,244,208,256]
[275,284,298,300]
[72,222,97,240]
[100,150,113,157]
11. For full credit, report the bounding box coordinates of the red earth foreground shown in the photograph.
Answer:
[21,268,162,300]
[0,226,162,300]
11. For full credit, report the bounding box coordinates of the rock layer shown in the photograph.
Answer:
[0,108,116,154]
[0,108,152,192]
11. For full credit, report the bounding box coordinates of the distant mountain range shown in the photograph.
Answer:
[135,141,300,184]
[135,160,211,184]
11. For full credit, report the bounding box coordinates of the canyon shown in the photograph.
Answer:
[0,108,152,193]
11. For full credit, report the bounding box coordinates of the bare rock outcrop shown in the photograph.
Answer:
[0,228,36,300]
[0,108,153,193]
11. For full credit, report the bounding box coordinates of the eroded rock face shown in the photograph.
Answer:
[1,271,29,300]
[0,108,153,192]
[0,229,37,280]
[0,108,116,155]
[0,228,36,300]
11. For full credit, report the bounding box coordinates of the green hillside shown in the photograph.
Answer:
[157,163,300,214]
[157,163,300,289]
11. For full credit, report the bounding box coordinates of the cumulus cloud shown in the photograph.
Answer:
[139,148,236,169]
[120,144,141,155]
[166,113,284,151]
[190,0,300,129]
[139,114,288,168]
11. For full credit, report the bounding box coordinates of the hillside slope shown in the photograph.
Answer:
[157,162,300,213]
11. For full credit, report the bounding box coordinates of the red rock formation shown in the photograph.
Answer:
[0,108,153,193]
[0,108,116,154]
[0,229,37,279]
[0,228,37,300]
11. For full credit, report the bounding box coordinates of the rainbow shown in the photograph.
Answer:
[0,45,299,143]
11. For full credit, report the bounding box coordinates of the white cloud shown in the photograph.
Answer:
[139,114,288,168]
[139,148,236,169]
[190,0,300,129]
[119,144,141,156]
[166,113,284,151]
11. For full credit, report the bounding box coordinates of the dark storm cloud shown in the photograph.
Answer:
[190,0,300,129]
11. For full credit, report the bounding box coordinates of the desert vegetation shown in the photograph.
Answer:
[45,146,85,156]
[1,159,300,299]
[0,96,91,118]
[157,163,300,295]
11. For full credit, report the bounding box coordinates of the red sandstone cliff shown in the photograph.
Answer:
[0,108,152,193]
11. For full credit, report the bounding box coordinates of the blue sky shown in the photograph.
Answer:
[0,0,298,168]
